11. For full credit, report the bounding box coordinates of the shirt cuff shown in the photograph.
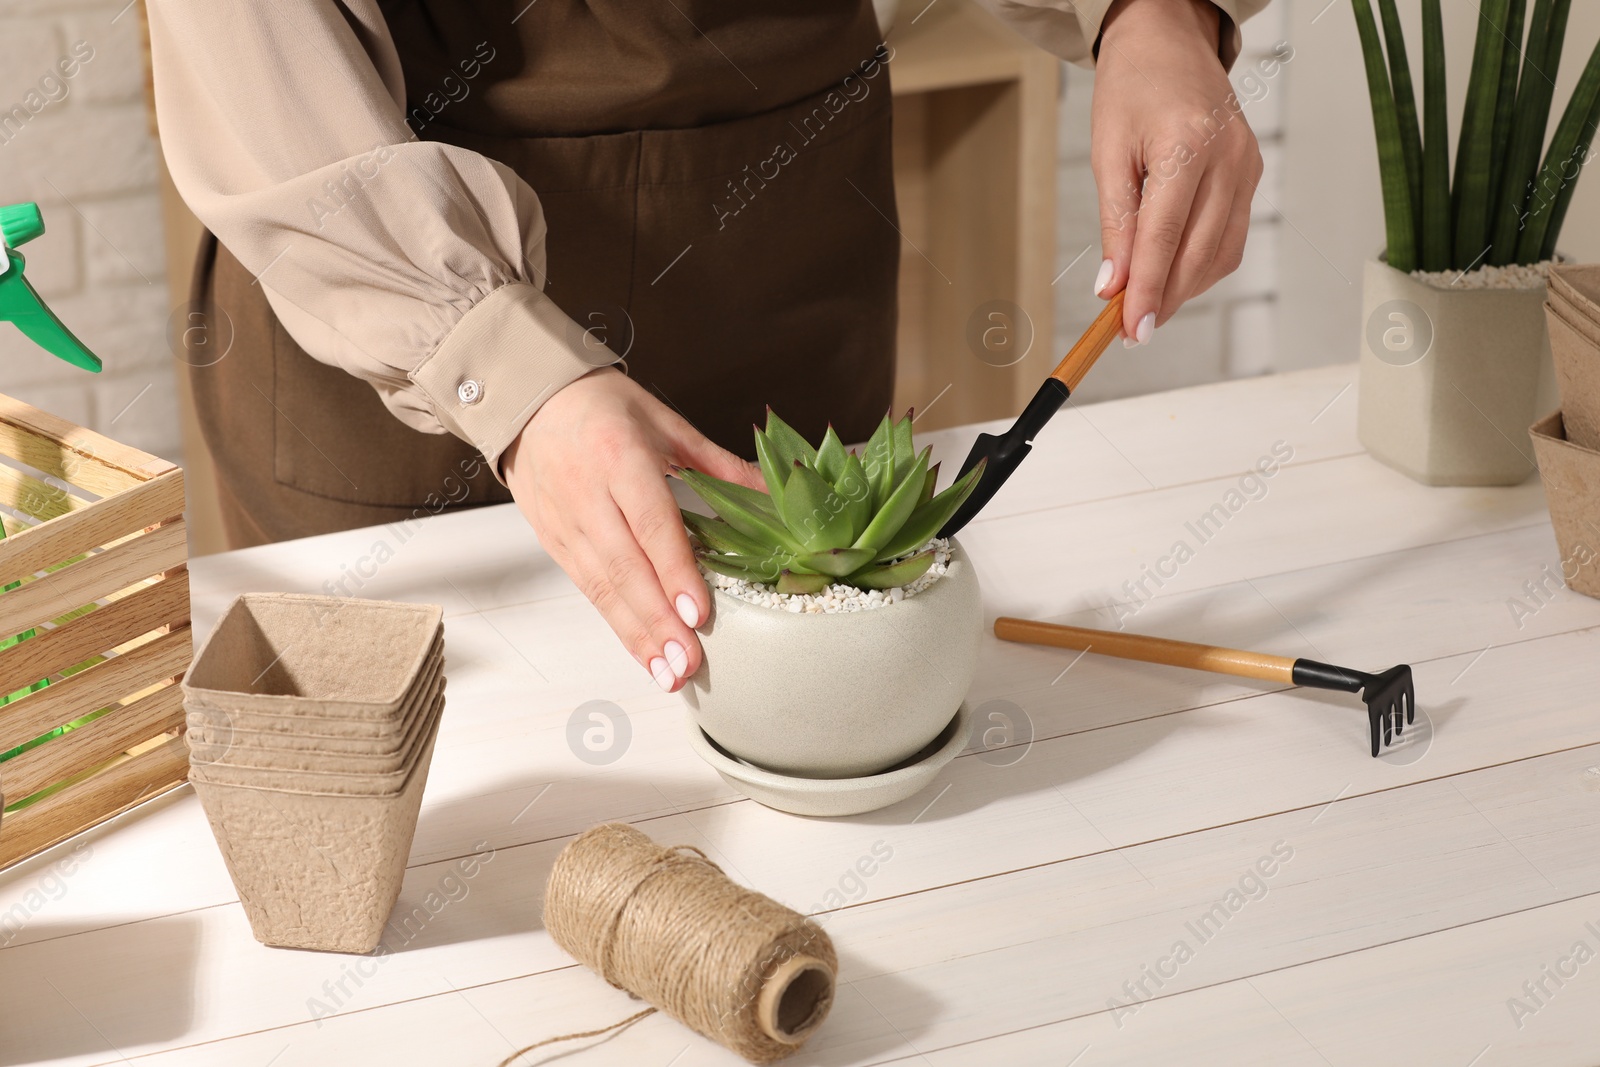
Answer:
[409,282,601,483]
[1088,0,1247,72]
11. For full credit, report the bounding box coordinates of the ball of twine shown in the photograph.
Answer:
[537,822,837,1064]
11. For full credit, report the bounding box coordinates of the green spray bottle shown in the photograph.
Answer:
[0,203,103,729]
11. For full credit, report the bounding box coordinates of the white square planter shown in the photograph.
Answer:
[1357,258,1557,486]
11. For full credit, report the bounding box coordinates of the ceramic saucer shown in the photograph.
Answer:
[687,702,972,817]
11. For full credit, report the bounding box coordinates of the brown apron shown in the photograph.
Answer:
[188,1,899,548]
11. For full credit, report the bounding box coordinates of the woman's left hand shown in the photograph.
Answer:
[1089,0,1264,346]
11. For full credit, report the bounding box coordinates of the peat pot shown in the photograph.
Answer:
[683,540,983,779]
[1358,257,1557,486]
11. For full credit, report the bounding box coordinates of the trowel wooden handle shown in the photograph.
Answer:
[993,616,1298,684]
[1050,291,1125,391]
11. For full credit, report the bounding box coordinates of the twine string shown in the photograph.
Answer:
[518,823,836,1065]
[493,1007,657,1067]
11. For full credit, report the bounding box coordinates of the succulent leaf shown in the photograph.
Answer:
[678,469,799,550]
[782,463,855,551]
[860,413,896,508]
[777,570,831,595]
[891,413,916,486]
[752,428,790,510]
[681,509,768,556]
[816,426,847,484]
[798,546,876,577]
[834,452,874,540]
[852,548,936,590]
[701,553,787,583]
[764,408,817,469]
[874,459,985,562]
[851,447,929,554]
[919,460,940,506]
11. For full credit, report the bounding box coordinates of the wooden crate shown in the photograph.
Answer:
[0,393,190,871]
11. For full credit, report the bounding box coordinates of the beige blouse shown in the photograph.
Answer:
[146,0,1266,478]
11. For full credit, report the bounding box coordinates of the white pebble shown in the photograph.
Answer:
[1410,259,1556,291]
[700,540,953,614]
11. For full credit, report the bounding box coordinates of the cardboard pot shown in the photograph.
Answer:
[190,729,439,953]
[682,541,983,778]
[185,659,445,763]
[1529,411,1600,599]
[1547,265,1600,451]
[183,594,443,719]
[1357,258,1557,486]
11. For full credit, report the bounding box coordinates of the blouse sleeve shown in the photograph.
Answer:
[146,0,601,479]
[974,0,1272,70]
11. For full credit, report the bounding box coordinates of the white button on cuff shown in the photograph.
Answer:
[457,379,483,405]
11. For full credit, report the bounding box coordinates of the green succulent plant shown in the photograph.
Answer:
[678,409,984,596]
[1354,0,1600,273]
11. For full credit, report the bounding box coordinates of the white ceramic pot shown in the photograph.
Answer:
[682,541,983,779]
[1357,257,1558,486]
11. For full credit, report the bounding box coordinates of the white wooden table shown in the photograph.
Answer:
[4,364,1599,1067]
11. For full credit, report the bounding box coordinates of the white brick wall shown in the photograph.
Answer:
[1053,3,1290,404]
[0,0,179,464]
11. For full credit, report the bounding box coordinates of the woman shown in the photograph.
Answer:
[148,0,1266,694]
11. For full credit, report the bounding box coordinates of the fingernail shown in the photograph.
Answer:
[1136,312,1155,345]
[1093,259,1113,296]
[649,656,675,692]
[663,639,689,677]
[675,593,700,628]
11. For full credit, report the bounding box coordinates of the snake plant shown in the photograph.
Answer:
[678,409,984,595]
[1354,0,1600,273]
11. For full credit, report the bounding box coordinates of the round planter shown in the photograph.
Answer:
[682,540,983,779]
[1357,256,1558,486]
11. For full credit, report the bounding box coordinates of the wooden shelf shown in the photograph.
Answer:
[886,0,1060,432]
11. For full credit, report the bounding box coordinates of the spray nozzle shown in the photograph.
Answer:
[0,202,102,373]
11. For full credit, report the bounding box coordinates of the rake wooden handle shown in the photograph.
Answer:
[993,616,1298,684]
[1050,291,1125,391]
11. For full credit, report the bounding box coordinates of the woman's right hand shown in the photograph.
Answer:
[503,369,765,693]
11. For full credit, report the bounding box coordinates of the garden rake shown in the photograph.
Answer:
[993,617,1416,757]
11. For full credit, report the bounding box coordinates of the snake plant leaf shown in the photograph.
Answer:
[782,462,854,551]
[815,426,847,484]
[763,407,817,469]
[1485,0,1528,257]
[891,412,916,487]
[1454,0,1511,268]
[1491,0,1549,265]
[777,570,831,595]
[681,509,769,556]
[752,428,790,510]
[834,451,874,541]
[1516,36,1600,262]
[851,548,936,590]
[851,447,928,554]
[1354,0,1419,273]
[678,469,800,550]
[874,459,985,563]
[1420,0,1452,270]
[1538,53,1600,260]
[919,461,940,506]
[1376,0,1425,250]
[1525,33,1600,261]
[796,547,876,578]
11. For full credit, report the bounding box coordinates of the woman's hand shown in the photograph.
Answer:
[1090,0,1264,345]
[504,369,764,693]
